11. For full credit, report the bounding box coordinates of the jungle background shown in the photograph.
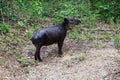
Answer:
[0,0,120,80]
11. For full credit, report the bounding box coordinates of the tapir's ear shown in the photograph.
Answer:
[64,18,69,23]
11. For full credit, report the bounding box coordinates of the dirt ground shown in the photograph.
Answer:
[0,37,120,80]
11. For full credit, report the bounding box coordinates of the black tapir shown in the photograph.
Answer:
[31,18,81,61]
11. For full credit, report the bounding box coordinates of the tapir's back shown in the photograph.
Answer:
[41,24,67,45]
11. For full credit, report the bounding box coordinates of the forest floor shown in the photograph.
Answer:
[0,38,120,80]
[0,23,120,80]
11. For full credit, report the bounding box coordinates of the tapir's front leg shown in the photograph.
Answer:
[35,45,42,61]
[58,40,64,57]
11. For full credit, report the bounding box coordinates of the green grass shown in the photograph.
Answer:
[86,32,93,41]
[78,55,85,61]
[0,24,10,34]
[17,57,29,67]
[114,35,120,49]
[4,61,9,68]
[99,34,112,41]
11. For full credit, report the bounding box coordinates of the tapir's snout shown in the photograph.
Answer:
[74,19,81,25]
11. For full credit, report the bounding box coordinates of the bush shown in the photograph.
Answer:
[1,0,120,24]
[90,0,120,23]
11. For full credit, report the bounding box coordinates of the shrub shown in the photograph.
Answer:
[90,0,120,23]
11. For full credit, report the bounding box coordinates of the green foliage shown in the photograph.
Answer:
[69,33,80,40]
[1,0,120,24]
[0,0,16,22]
[14,0,43,18]
[90,0,120,23]
[0,24,10,33]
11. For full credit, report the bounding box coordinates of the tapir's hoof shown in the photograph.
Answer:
[35,59,43,63]
[58,54,63,57]
[39,59,43,62]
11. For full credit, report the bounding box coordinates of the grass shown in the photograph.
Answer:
[4,61,9,68]
[0,24,10,34]
[24,67,31,73]
[64,59,72,67]
[98,34,112,41]
[0,25,30,67]
[17,57,29,67]
[114,35,120,49]
[64,54,85,67]
[116,66,120,72]
[78,55,85,61]
[86,32,93,41]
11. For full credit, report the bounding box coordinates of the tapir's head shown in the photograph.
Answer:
[64,18,81,25]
